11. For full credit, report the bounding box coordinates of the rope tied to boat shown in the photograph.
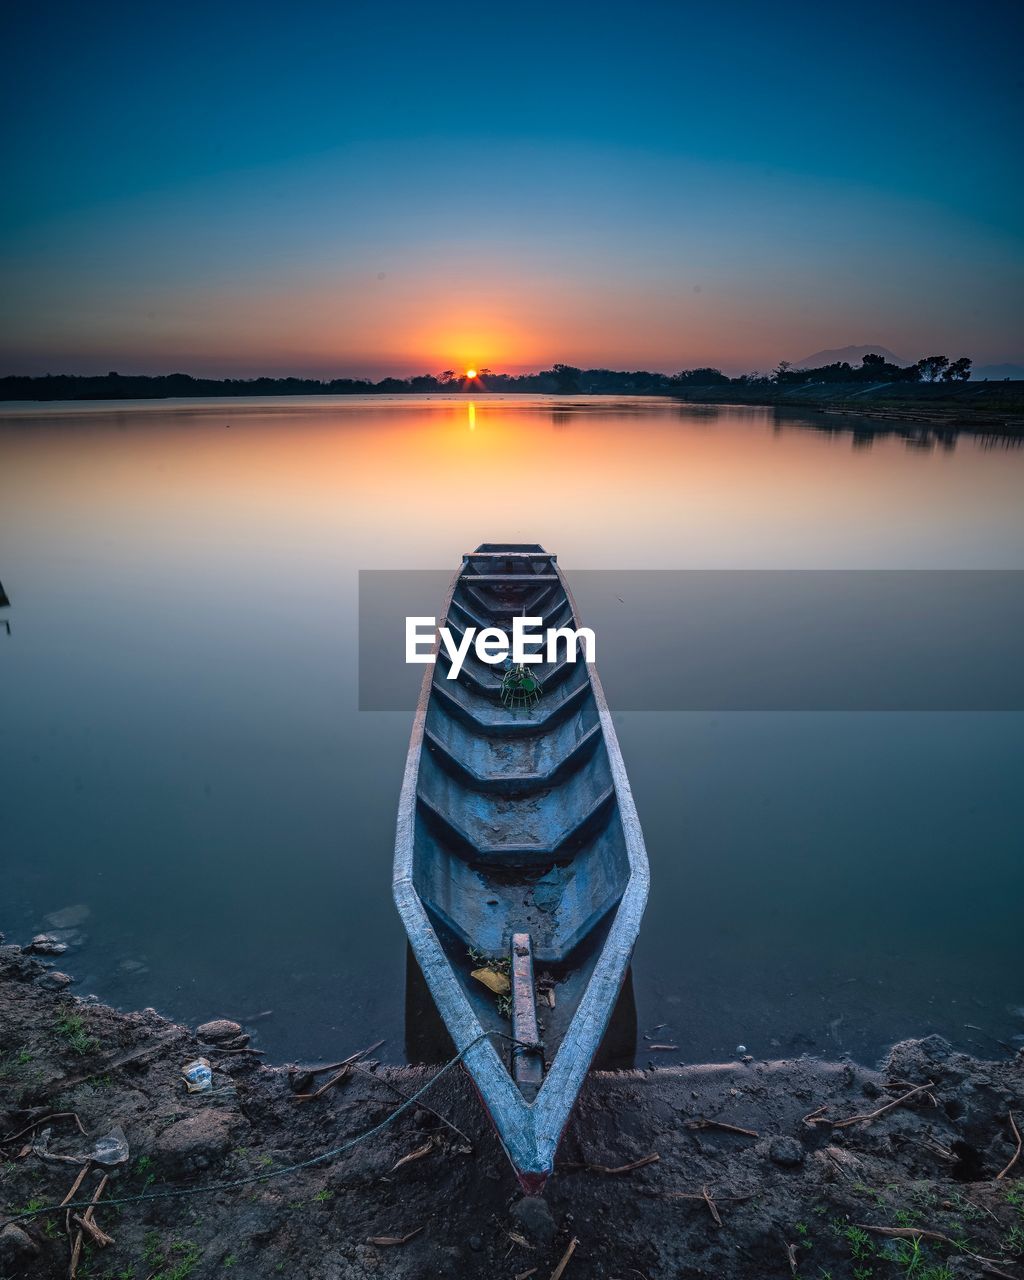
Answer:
[510,1039,544,1057]
[0,1031,537,1229]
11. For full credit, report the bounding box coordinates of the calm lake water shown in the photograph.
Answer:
[2,395,1022,1066]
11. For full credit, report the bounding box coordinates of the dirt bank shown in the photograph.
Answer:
[2,943,1022,1280]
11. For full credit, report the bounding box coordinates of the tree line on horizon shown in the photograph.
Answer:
[0,353,978,401]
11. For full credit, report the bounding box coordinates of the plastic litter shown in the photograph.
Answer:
[182,1057,213,1093]
[736,1044,747,1054]
[92,1125,130,1167]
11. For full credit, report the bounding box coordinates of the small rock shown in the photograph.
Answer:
[28,934,68,956]
[768,1136,805,1168]
[862,1080,881,1099]
[468,1234,483,1252]
[0,1223,41,1266]
[37,971,74,990]
[884,1035,952,1082]
[510,1195,556,1246]
[413,1108,433,1129]
[197,1019,243,1044]
[153,1110,235,1175]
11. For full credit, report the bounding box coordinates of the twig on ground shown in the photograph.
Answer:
[830,1080,935,1128]
[665,1191,755,1204]
[1,1112,88,1145]
[648,1044,678,1051]
[58,1164,91,1209]
[919,1138,956,1162]
[701,1184,722,1227]
[941,1195,998,1224]
[81,1172,109,1238]
[388,1139,434,1173]
[502,1226,531,1252]
[35,1150,90,1166]
[996,1109,1021,1180]
[366,1225,424,1246]
[72,1212,114,1248]
[801,1105,828,1125]
[685,1118,759,1138]
[293,1065,352,1102]
[784,1241,799,1276]
[852,1224,1012,1271]
[549,1236,579,1280]
[562,1153,659,1175]
[67,1227,83,1280]
[514,1270,539,1280]
[290,1040,386,1098]
[62,1162,92,1280]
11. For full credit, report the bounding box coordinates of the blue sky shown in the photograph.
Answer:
[2,0,1021,375]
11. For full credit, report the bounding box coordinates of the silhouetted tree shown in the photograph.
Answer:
[916,355,950,382]
[671,367,730,386]
[942,356,972,382]
[549,364,582,393]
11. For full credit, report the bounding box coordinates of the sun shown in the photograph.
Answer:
[465,367,478,379]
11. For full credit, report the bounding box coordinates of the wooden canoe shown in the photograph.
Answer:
[393,543,650,1190]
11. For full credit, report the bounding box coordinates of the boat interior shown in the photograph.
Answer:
[410,544,634,1097]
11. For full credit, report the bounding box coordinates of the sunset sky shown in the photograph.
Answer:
[2,0,1022,378]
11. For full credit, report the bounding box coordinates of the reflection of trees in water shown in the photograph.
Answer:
[0,578,9,635]
[773,412,1023,453]
[977,433,1024,451]
[550,410,573,428]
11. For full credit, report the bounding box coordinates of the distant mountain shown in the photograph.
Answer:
[973,363,1024,381]
[795,343,907,369]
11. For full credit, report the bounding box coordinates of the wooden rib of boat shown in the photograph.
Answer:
[393,543,650,1190]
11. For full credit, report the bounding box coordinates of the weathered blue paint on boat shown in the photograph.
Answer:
[393,544,650,1189]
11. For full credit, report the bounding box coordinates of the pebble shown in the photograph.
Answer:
[768,1135,805,1168]
[153,1110,234,1175]
[511,1194,556,1246]
[468,1234,483,1252]
[0,1224,40,1266]
[37,971,74,990]
[28,934,68,956]
[197,1019,244,1044]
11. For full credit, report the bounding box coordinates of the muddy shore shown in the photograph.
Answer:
[2,944,1022,1280]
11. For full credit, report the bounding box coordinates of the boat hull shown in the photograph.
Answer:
[393,544,650,1187]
